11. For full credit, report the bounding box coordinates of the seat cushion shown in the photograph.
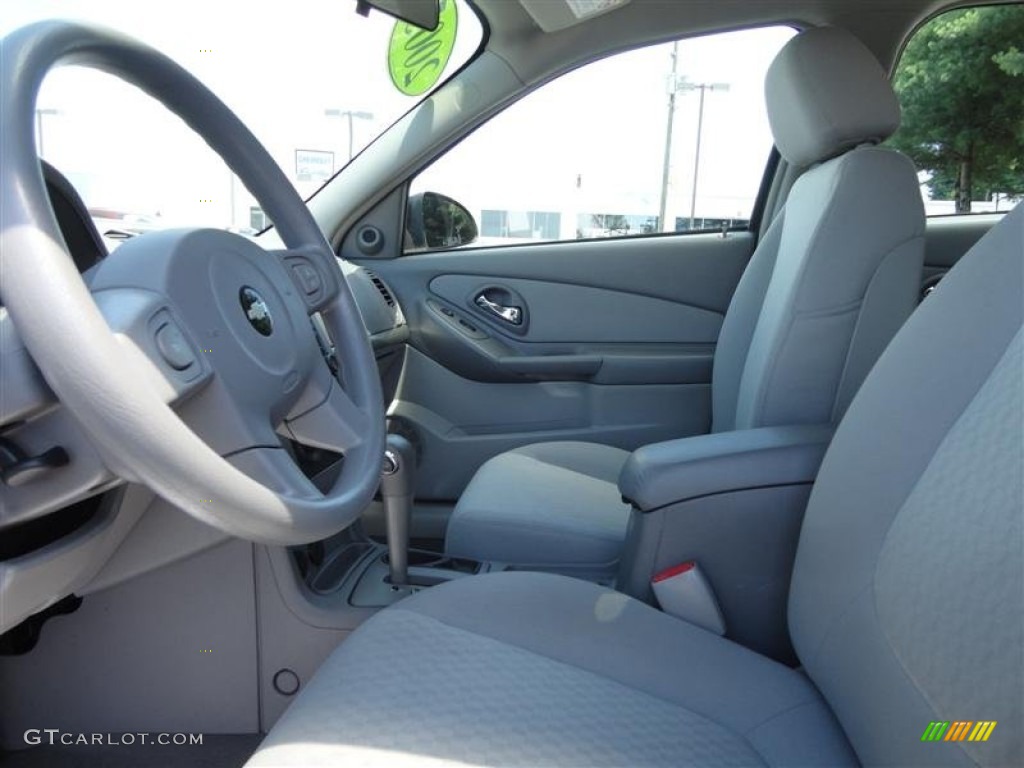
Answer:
[247,572,857,767]
[445,441,633,567]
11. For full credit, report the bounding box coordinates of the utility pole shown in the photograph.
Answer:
[657,42,679,234]
[683,82,729,230]
[658,50,730,233]
[324,108,374,161]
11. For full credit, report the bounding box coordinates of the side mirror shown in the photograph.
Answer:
[406,191,478,251]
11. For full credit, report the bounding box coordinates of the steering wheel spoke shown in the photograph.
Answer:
[284,374,373,454]
[271,246,341,313]
[225,445,322,501]
[92,287,212,405]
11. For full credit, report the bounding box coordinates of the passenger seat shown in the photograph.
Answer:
[445,27,927,573]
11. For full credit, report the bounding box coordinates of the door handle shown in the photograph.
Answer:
[475,292,522,325]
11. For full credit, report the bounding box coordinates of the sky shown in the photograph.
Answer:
[1,0,482,229]
[415,26,795,236]
[1,0,792,237]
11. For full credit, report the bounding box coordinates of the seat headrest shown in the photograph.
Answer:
[765,27,900,167]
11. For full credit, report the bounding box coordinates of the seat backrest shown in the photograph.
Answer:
[712,27,926,433]
[790,202,1023,766]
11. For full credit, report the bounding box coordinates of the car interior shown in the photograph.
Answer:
[0,0,1020,766]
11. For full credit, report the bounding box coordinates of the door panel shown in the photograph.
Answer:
[429,275,723,343]
[923,214,1002,269]
[921,213,1005,296]
[393,347,715,500]
[356,232,754,501]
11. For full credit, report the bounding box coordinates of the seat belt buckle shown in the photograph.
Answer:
[651,561,726,635]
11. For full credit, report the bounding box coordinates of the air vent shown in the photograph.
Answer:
[364,270,395,308]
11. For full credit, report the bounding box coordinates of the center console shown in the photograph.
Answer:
[616,424,834,664]
[294,433,495,610]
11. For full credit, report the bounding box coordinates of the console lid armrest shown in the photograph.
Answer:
[619,424,834,512]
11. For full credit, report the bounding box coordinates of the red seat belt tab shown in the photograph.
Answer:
[651,561,726,635]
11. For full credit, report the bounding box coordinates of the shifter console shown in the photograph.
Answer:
[380,434,415,586]
[298,433,489,607]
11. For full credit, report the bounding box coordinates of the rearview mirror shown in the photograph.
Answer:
[406,191,478,251]
[357,0,439,31]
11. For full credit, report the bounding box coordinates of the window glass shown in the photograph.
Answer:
[407,26,794,251]
[890,4,1024,216]
[1,0,482,246]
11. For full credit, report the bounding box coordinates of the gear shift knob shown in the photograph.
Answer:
[381,434,415,586]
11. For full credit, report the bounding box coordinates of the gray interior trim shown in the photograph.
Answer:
[0,486,140,632]
[0,308,54,427]
[253,545,350,731]
[618,483,814,663]
[372,231,753,317]
[619,424,833,512]
[429,274,724,344]
[0,405,119,531]
[0,540,260,746]
[391,347,712,500]
[923,213,1005,268]
[83,492,230,595]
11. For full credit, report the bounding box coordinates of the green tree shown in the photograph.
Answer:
[890,5,1024,212]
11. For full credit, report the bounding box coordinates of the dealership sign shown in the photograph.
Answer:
[295,149,335,182]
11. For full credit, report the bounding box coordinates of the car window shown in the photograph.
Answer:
[889,4,1024,217]
[405,26,794,252]
[1,0,482,247]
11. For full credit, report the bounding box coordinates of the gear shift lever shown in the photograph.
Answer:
[380,434,415,586]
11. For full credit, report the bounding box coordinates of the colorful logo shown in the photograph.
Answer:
[921,721,997,742]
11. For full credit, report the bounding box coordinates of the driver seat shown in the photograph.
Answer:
[245,199,1022,766]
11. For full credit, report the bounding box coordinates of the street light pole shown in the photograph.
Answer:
[657,42,679,234]
[324,108,375,162]
[681,82,729,231]
[658,69,729,233]
[346,112,354,161]
[689,85,708,231]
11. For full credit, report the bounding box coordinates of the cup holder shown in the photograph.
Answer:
[382,548,480,574]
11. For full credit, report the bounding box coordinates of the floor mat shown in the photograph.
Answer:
[0,734,260,768]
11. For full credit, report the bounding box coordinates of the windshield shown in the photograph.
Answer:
[1,0,482,242]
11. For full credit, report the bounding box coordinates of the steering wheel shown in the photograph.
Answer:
[0,21,386,544]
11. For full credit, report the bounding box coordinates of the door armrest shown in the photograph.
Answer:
[618,424,834,512]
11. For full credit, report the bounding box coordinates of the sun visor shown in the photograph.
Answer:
[520,0,630,33]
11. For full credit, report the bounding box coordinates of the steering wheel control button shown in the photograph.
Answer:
[239,286,274,336]
[292,263,322,295]
[155,322,195,370]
